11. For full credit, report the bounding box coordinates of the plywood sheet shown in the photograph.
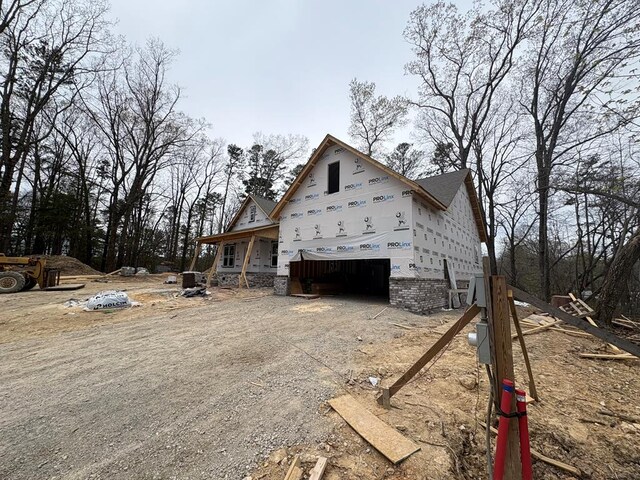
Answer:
[328,395,420,464]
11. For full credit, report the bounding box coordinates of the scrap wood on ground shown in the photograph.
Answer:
[514,291,639,360]
[248,303,639,480]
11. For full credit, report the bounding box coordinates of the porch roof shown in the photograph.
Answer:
[196,224,279,245]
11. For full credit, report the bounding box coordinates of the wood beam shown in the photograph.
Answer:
[207,241,223,286]
[189,241,201,271]
[377,304,480,406]
[240,235,255,288]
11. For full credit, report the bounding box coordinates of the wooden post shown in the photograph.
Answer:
[489,275,520,480]
[189,241,202,271]
[207,241,223,286]
[508,290,539,402]
[240,235,256,288]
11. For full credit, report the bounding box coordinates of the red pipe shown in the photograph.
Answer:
[493,379,514,480]
[516,388,532,480]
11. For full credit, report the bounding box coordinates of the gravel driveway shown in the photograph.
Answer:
[0,292,430,479]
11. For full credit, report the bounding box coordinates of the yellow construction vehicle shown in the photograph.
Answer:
[0,254,85,293]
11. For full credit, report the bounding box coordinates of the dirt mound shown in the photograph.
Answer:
[42,255,102,276]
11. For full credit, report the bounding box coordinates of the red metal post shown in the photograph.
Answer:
[516,388,532,480]
[493,378,514,480]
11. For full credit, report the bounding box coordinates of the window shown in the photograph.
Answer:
[271,241,278,267]
[328,161,340,194]
[222,244,235,267]
[249,205,256,222]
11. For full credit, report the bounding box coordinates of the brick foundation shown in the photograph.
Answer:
[274,276,290,296]
[389,277,449,314]
[216,272,276,288]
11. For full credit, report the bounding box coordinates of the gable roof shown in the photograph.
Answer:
[417,168,487,242]
[272,134,487,243]
[271,134,447,219]
[415,169,471,208]
[252,196,277,217]
[225,194,277,232]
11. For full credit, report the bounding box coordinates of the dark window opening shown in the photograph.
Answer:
[328,161,340,194]
[271,241,278,267]
[222,244,235,267]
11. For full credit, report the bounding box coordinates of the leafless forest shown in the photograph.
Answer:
[1,0,639,322]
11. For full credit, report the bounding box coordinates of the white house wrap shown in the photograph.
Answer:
[194,134,486,313]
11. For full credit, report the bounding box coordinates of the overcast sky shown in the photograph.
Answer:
[107,1,467,152]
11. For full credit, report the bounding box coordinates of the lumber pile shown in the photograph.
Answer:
[518,293,638,360]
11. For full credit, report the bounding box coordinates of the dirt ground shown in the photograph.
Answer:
[1,276,639,479]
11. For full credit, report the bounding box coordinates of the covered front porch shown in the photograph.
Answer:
[190,224,279,288]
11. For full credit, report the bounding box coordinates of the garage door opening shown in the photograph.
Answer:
[289,258,390,297]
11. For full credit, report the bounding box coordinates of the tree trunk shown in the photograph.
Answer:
[596,229,640,326]
[537,154,551,301]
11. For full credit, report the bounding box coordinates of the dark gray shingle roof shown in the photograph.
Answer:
[414,169,470,208]
[251,195,277,215]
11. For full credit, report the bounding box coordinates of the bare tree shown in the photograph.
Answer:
[405,0,539,169]
[85,39,202,270]
[522,0,640,300]
[348,78,407,157]
[0,0,111,252]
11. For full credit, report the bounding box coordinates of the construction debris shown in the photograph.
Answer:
[480,422,581,477]
[328,395,420,464]
[180,286,209,298]
[283,456,303,480]
[308,457,327,480]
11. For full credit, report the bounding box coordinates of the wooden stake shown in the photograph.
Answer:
[189,241,202,271]
[508,290,539,401]
[489,275,520,480]
[377,304,480,405]
[207,241,223,287]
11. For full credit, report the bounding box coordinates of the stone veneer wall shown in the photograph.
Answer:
[273,276,290,296]
[216,272,276,288]
[389,278,449,314]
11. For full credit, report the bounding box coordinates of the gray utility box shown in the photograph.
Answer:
[182,271,205,289]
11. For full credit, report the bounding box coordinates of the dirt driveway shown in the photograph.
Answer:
[0,280,430,480]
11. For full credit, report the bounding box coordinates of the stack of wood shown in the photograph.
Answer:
[519,293,638,361]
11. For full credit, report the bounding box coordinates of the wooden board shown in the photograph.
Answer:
[309,457,327,480]
[579,353,636,360]
[328,395,420,464]
[291,294,320,299]
[283,456,303,480]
